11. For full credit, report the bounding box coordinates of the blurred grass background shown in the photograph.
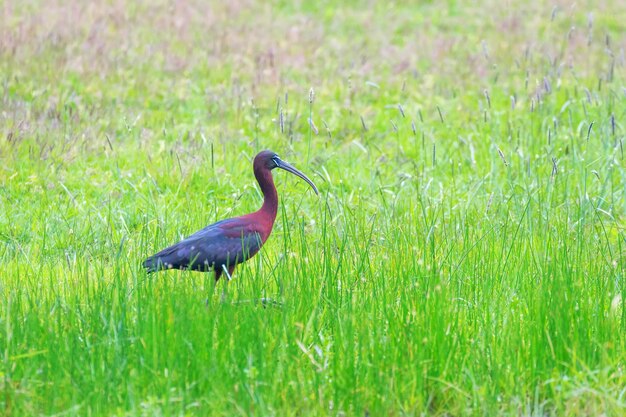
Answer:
[1,0,626,415]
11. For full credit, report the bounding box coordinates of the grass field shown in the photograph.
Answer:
[2,0,626,415]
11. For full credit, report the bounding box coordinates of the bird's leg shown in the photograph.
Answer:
[206,264,227,306]
[220,286,227,303]
[205,274,219,306]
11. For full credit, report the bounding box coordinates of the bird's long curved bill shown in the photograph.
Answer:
[276,159,319,195]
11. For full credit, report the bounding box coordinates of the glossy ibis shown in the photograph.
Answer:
[144,150,318,280]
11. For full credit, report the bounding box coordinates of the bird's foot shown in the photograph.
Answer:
[232,298,282,308]
[260,297,283,308]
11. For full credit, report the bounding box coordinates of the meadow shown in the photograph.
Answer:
[1,0,626,415]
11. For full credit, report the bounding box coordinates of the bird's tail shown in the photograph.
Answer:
[144,244,180,273]
[143,256,161,273]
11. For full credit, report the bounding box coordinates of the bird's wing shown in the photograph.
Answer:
[144,218,264,272]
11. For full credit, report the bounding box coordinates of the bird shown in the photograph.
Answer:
[143,150,318,281]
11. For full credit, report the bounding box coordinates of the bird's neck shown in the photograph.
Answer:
[255,167,278,224]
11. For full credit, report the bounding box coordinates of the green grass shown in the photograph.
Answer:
[1,0,626,415]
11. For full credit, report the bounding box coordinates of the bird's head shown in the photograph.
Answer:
[254,150,319,195]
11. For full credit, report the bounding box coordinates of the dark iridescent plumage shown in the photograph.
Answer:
[144,150,318,280]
